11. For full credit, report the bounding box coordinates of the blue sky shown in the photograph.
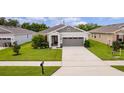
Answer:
[6,17,124,27]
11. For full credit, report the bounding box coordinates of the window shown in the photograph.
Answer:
[63,37,67,39]
[7,38,11,40]
[69,37,73,39]
[73,37,77,39]
[78,37,83,39]
[3,38,6,40]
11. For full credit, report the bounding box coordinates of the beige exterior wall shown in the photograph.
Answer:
[89,33,116,46]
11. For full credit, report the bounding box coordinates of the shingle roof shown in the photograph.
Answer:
[0,25,36,35]
[89,23,124,34]
[57,26,85,32]
[38,24,65,34]
[38,24,86,35]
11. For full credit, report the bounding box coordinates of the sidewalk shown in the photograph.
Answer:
[104,61,124,66]
[0,61,62,66]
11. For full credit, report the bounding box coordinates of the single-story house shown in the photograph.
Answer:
[0,25,36,47]
[89,23,124,46]
[38,24,88,48]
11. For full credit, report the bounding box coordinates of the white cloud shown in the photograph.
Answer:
[72,21,87,25]
[110,17,123,19]
[46,17,84,26]
[63,17,81,22]
[61,17,87,26]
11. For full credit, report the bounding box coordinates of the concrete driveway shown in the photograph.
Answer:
[62,47,107,66]
[53,47,124,76]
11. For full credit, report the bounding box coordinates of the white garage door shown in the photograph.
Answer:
[0,38,11,47]
[63,37,84,46]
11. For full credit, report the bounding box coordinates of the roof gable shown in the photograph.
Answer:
[39,24,65,34]
[39,24,87,35]
[57,26,85,33]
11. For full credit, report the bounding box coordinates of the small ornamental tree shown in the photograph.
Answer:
[12,41,21,55]
[84,40,90,48]
[112,41,120,52]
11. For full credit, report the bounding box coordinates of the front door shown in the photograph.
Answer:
[51,35,58,46]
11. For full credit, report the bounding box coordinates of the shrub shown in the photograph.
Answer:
[119,41,124,49]
[112,41,120,52]
[41,42,49,48]
[32,42,38,49]
[12,41,21,55]
[32,34,48,49]
[84,40,90,48]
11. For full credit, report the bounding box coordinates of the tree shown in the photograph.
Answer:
[0,17,6,25]
[32,35,48,49]
[12,41,21,55]
[112,41,120,52]
[30,23,41,32]
[84,40,90,48]
[21,22,30,29]
[6,19,19,27]
[76,23,101,31]
[0,17,49,32]
[0,17,19,27]
[21,22,48,32]
[40,24,49,31]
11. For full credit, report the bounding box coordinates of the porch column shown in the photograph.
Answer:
[57,34,60,47]
[83,37,86,45]
[48,35,52,48]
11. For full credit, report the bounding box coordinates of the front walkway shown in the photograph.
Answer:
[53,47,124,76]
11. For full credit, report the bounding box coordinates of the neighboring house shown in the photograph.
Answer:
[0,25,36,47]
[38,24,88,48]
[89,23,124,46]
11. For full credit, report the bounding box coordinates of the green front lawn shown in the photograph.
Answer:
[0,66,60,76]
[0,42,62,61]
[88,39,124,60]
[111,66,124,72]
